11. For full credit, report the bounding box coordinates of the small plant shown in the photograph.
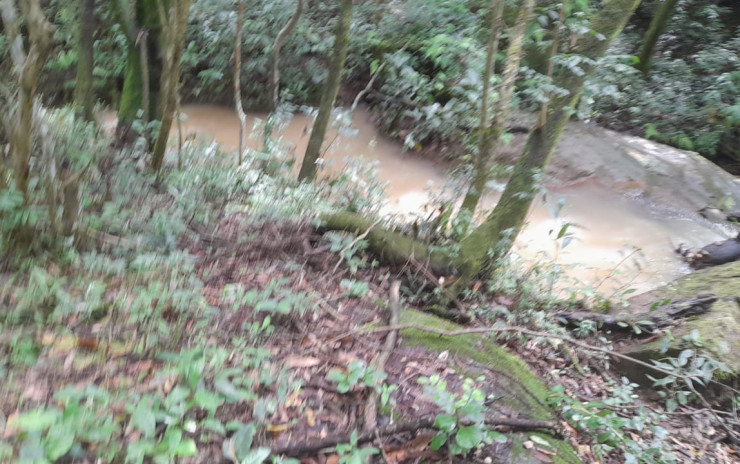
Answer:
[649,330,732,412]
[339,279,370,298]
[327,360,387,394]
[335,430,378,464]
[418,375,506,456]
[549,379,677,463]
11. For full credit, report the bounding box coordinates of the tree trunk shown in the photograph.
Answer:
[271,0,304,112]
[73,0,96,121]
[460,0,533,215]
[0,0,54,202]
[297,0,353,182]
[636,0,678,75]
[457,0,642,282]
[151,0,191,172]
[234,0,246,165]
[116,0,164,136]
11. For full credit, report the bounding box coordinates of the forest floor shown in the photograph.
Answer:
[2,211,738,463]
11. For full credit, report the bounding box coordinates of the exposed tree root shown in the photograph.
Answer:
[271,416,557,456]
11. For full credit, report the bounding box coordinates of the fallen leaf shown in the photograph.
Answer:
[306,408,316,427]
[3,411,19,439]
[284,356,321,368]
[267,423,289,433]
[531,449,554,463]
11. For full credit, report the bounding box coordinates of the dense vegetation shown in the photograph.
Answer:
[1,0,739,463]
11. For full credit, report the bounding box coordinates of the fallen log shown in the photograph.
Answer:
[555,293,717,331]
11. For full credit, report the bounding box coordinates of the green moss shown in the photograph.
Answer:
[395,309,582,464]
[624,262,740,375]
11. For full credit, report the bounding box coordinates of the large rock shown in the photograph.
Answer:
[549,122,740,212]
[619,261,740,378]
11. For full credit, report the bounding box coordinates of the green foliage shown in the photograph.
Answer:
[588,8,740,160]
[3,386,117,463]
[418,375,506,456]
[550,379,678,463]
[648,331,732,411]
[335,430,378,464]
[327,360,387,394]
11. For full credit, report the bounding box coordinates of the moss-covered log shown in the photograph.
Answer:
[318,212,452,275]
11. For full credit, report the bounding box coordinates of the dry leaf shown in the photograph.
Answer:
[284,356,321,368]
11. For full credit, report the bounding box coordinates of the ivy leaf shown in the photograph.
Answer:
[433,414,456,433]
[430,433,447,451]
[173,439,198,457]
[131,402,156,438]
[455,425,484,450]
[43,423,75,460]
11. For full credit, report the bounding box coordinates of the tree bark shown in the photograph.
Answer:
[73,0,96,122]
[457,0,642,282]
[0,0,54,202]
[297,0,353,182]
[460,0,534,215]
[636,0,678,75]
[271,0,303,112]
[234,0,246,165]
[116,0,164,137]
[151,0,191,172]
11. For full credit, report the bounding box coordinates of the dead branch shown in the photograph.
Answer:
[271,415,556,456]
[364,280,401,433]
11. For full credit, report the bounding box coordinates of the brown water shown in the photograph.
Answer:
[139,104,730,294]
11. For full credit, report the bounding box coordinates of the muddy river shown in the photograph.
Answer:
[164,104,729,295]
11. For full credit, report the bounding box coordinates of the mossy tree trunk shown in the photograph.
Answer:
[116,0,164,137]
[456,0,642,282]
[636,0,678,75]
[297,0,353,182]
[460,0,534,215]
[73,0,96,122]
[151,0,191,172]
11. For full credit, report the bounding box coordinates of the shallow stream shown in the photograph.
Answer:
[161,105,731,294]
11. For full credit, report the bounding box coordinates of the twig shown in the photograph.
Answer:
[271,415,556,456]
[364,281,401,435]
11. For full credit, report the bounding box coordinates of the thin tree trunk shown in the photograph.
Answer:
[460,0,533,214]
[538,0,568,127]
[139,30,150,124]
[73,0,96,121]
[457,0,642,281]
[0,0,54,202]
[271,0,303,111]
[636,0,678,75]
[151,0,191,172]
[298,0,353,182]
[234,0,246,165]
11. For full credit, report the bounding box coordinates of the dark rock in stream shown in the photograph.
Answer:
[679,234,740,268]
